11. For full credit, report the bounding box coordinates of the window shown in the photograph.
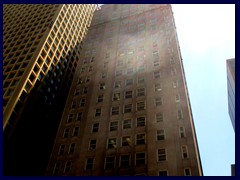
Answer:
[105,157,115,169]
[63,128,70,138]
[179,127,185,138]
[92,123,99,133]
[76,112,82,121]
[171,68,177,76]
[89,140,97,150]
[125,91,133,99]
[111,106,120,115]
[126,78,133,86]
[72,127,79,136]
[158,149,166,161]
[53,162,61,174]
[124,104,132,113]
[157,129,165,140]
[173,80,178,88]
[86,158,94,170]
[136,152,145,165]
[138,77,145,84]
[101,72,106,78]
[103,61,108,68]
[177,110,183,119]
[137,65,144,73]
[155,83,162,91]
[137,117,146,127]
[159,170,168,176]
[170,57,175,64]
[155,97,163,106]
[100,82,106,90]
[64,161,72,173]
[136,134,145,145]
[68,143,76,154]
[58,145,65,155]
[153,60,160,67]
[71,101,76,108]
[97,95,104,103]
[175,94,180,102]
[74,89,80,96]
[126,67,134,75]
[137,88,145,96]
[114,81,122,88]
[110,121,118,131]
[154,71,161,78]
[181,146,188,159]
[184,168,191,176]
[67,114,73,123]
[122,136,131,146]
[123,119,131,129]
[107,138,117,149]
[113,92,121,101]
[80,99,85,107]
[83,87,88,94]
[137,101,145,111]
[95,108,101,117]
[120,155,130,167]
[115,69,123,76]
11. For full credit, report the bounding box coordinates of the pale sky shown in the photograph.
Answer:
[172,4,235,176]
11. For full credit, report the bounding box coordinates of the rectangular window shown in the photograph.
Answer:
[170,57,175,64]
[113,92,121,101]
[125,90,133,99]
[76,112,82,121]
[157,129,165,140]
[179,127,185,138]
[80,99,85,107]
[155,83,162,91]
[58,145,65,155]
[154,71,161,78]
[126,78,133,86]
[74,89,80,96]
[85,76,90,83]
[136,134,145,145]
[126,67,134,75]
[111,106,120,115]
[184,168,191,176]
[110,121,118,131]
[89,140,97,150]
[107,138,117,149]
[175,94,180,102]
[97,95,104,103]
[83,87,88,94]
[137,65,144,73]
[122,136,131,146]
[101,72,106,78]
[153,60,160,67]
[63,128,70,138]
[100,82,106,90]
[67,114,73,123]
[71,101,76,108]
[173,80,178,88]
[115,69,123,76]
[159,170,168,176]
[158,149,166,161]
[64,161,72,173]
[92,123,99,133]
[137,101,145,111]
[138,77,145,84]
[136,152,145,165]
[123,119,131,129]
[86,158,94,170]
[171,68,177,76]
[156,112,164,122]
[114,81,121,88]
[177,110,183,119]
[53,162,61,175]
[68,143,76,154]
[120,155,130,167]
[182,146,188,159]
[137,117,146,127]
[124,104,132,113]
[95,108,101,117]
[72,127,79,136]
[137,88,145,96]
[105,157,115,169]
[155,97,163,106]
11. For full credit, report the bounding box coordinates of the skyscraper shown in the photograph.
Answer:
[3,4,97,175]
[46,4,202,176]
[226,58,235,132]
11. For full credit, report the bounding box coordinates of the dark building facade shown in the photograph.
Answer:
[46,4,202,176]
[3,4,97,175]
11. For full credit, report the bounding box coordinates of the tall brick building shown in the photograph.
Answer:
[46,4,202,176]
[3,4,97,175]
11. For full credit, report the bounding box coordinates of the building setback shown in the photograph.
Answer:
[3,4,97,175]
[46,4,202,176]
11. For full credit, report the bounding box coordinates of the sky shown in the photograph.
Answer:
[171,4,235,176]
